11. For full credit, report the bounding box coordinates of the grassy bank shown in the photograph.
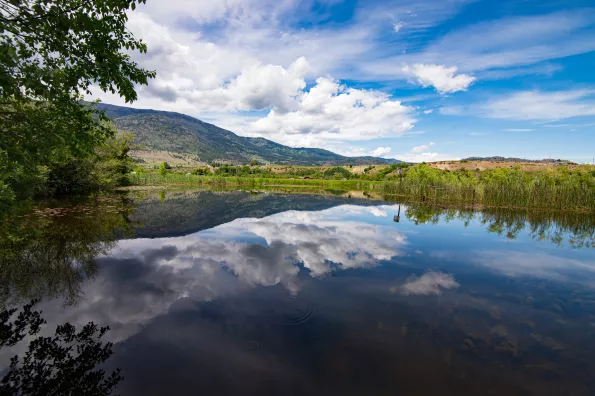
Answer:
[130,172,383,190]
[130,164,595,212]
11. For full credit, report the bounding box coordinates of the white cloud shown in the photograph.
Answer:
[369,147,392,157]
[394,271,460,295]
[248,77,416,145]
[393,151,459,162]
[393,22,406,32]
[470,250,595,283]
[189,57,309,112]
[411,142,435,153]
[403,64,476,94]
[482,90,595,121]
[503,128,534,132]
[337,147,367,157]
[423,109,433,114]
[363,10,595,80]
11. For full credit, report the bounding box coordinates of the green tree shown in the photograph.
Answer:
[37,129,135,196]
[0,0,155,210]
[159,162,168,176]
[93,131,136,189]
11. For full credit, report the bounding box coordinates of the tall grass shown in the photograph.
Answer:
[384,165,595,211]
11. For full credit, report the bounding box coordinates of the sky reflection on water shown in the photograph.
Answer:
[2,191,595,395]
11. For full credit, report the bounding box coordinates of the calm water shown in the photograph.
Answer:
[2,190,595,395]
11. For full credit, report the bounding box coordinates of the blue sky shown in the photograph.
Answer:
[88,0,595,162]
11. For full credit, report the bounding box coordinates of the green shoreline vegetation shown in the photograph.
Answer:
[130,162,595,212]
[0,0,154,218]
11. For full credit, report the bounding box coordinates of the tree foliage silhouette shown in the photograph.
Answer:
[0,301,122,395]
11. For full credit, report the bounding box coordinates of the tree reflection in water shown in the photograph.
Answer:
[0,196,134,308]
[0,300,121,395]
[403,204,595,248]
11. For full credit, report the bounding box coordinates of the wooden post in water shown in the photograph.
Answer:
[393,204,401,223]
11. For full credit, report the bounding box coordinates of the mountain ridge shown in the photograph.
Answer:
[95,102,401,166]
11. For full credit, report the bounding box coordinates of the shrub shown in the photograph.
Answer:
[323,167,351,179]
[159,162,168,176]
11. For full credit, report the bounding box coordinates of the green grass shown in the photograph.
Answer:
[130,172,383,190]
[130,164,595,212]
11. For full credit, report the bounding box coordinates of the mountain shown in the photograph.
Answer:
[95,103,400,166]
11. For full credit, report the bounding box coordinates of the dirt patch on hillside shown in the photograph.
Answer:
[131,150,204,166]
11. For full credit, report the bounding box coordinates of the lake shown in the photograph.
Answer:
[1,189,595,395]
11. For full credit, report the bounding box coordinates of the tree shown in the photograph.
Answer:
[0,0,155,210]
[0,0,153,103]
[93,131,136,189]
[0,301,122,395]
[158,162,168,176]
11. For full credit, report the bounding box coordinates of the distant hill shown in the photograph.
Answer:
[95,103,401,166]
[463,156,570,163]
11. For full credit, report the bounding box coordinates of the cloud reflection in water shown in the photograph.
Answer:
[39,205,406,343]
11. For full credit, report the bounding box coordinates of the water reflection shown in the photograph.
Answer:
[1,191,595,395]
[404,204,595,248]
[129,189,382,237]
[0,196,133,307]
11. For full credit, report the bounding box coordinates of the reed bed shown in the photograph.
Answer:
[131,164,595,211]
[383,165,595,211]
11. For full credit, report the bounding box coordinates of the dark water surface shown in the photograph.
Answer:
[2,190,595,395]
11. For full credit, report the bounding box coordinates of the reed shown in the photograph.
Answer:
[383,165,595,211]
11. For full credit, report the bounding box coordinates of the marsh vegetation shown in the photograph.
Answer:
[130,163,595,211]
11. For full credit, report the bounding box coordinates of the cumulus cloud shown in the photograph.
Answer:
[395,271,460,295]
[96,12,418,147]
[411,142,435,153]
[403,64,476,94]
[423,109,433,114]
[369,147,392,157]
[125,13,311,113]
[189,57,309,113]
[249,77,415,144]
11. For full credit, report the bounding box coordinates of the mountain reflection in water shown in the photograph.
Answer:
[1,190,595,395]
